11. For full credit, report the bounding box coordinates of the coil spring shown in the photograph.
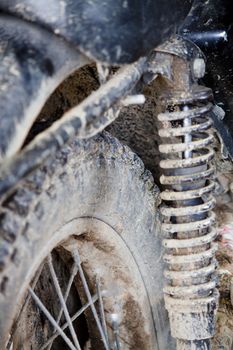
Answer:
[158,86,218,312]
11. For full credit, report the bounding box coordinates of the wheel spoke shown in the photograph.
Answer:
[47,262,78,350]
[6,263,44,349]
[111,314,121,350]
[10,248,114,350]
[47,254,81,350]
[29,288,77,350]
[96,277,109,344]
[40,294,98,350]
[72,249,110,350]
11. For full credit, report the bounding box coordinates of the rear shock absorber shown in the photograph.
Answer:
[154,38,219,350]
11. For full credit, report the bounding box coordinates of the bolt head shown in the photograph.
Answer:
[193,58,206,79]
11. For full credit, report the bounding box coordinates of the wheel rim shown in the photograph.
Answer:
[6,218,155,350]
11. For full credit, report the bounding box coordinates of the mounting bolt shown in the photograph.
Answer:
[193,58,206,79]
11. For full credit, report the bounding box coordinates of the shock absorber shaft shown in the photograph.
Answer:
[155,39,219,350]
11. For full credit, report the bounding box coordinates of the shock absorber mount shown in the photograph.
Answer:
[151,37,219,350]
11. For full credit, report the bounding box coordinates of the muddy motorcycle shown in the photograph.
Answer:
[0,0,233,349]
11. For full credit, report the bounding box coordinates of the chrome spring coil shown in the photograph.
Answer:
[158,87,219,344]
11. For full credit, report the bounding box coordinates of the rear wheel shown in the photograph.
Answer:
[0,132,171,349]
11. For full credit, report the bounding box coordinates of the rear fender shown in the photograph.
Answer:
[0,15,89,162]
[0,0,193,64]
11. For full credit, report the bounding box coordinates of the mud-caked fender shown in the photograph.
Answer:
[0,0,193,64]
[0,15,89,161]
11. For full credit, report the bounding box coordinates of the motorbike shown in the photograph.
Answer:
[0,0,232,349]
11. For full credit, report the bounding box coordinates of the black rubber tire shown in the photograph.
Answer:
[0,132,172,349]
